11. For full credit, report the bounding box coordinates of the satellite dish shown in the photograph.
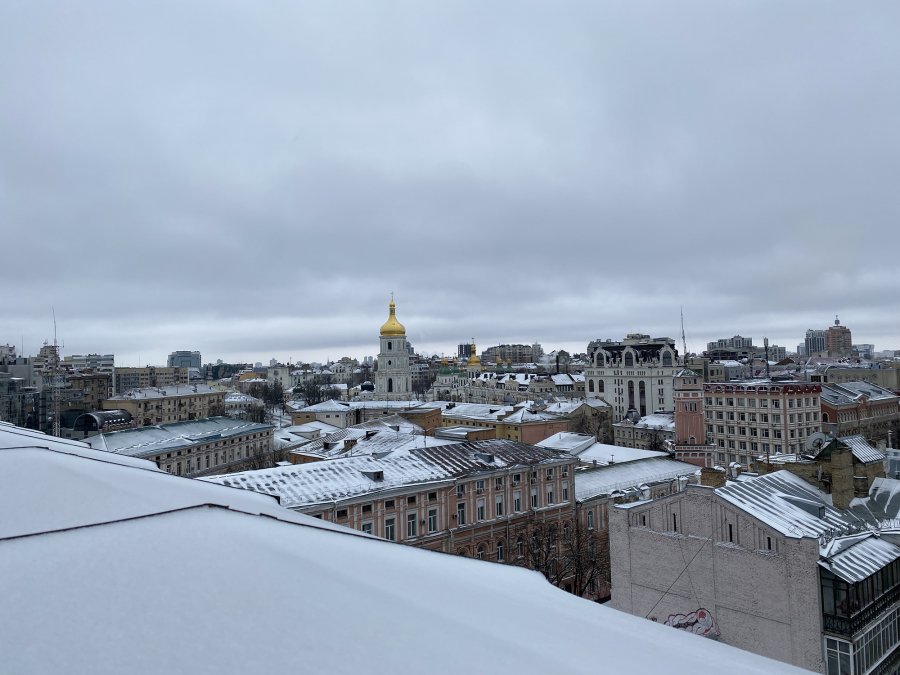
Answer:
[805,432,829,452]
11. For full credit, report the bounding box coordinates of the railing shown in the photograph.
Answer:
[823,583,900,637]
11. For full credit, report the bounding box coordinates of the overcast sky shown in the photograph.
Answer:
[3,1,899,366]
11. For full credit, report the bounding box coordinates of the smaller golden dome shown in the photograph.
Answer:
[380,299,406,337]
[467,341,481,367]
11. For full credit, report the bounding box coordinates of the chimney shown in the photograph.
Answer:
[830,444,854,510]
[700,467,726,488]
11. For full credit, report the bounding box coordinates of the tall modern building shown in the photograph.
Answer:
[168,351,202,370]
[824,317,852,358]
[374,298,412,400]
[805,329,827,357]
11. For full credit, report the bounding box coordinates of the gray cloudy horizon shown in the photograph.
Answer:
[3,1,899,367]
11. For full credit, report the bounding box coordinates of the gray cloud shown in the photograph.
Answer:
[2,1,899,365]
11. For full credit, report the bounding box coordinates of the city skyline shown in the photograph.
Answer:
[4,2,899,368]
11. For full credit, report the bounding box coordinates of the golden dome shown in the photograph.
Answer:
[467,341,481,367]
[380,299,406,337]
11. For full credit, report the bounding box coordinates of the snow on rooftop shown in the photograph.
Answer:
[576,442,668,466]
[536,432,596,455]
[715,470,866,539]
[575,457,698,502]
[0,503,813,675]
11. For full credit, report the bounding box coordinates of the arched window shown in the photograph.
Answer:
[476,544,486,560]
[639,381,647,416]
[587,510,594,529]
[598,380,605,393]
[516,537,524,557]
[624,352,634,367]
[497,540,505,562]
[588,380,595,393]
[662,351,673,367]
[387,341,392,350]
[628,381,635,409]
[388,378,393,393]
[822,412,829,423]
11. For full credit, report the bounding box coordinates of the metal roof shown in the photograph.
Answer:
[715,470,866,538]
[819,533,900,583]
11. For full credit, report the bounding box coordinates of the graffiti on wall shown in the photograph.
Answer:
[663,608,720,638]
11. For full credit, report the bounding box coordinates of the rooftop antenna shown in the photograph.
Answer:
[764,337,771,379]
[50,308,61,437]
[680,306,688,365]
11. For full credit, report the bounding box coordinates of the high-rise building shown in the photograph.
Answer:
[805,329,826,357]
[824,316,852,358]
[168,350,202,370]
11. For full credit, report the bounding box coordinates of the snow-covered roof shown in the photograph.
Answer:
[715,470,866,539]
[820,380,899,406]
[85,417,274,459]
[848,477,900,521]
[205,440,570,509]
[0,491,813,674]
[107,384,219,400]
[627,413,675,431]
[0,421,336,540]
[575,457,698,502]
[819,532,900,583]
[837,435,886,465]
[441,402,514,421]
[537,432,596,455]
[577,442,668,466]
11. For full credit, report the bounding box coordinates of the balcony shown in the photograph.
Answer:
[823,583,900,637]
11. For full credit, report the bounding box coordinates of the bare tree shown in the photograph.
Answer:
[512,513,609,599]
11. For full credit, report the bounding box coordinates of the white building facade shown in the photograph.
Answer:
[585,334,679,422]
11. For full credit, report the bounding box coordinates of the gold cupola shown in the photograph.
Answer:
[380,297,406,337]
[467,341,481,367]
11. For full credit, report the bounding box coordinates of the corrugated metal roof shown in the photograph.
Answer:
[848,477,900,521]
[819,534,900,582]
[716,470,866,538]
[574,457,697,501]
[205,440,568,509]
[838,434,886,464]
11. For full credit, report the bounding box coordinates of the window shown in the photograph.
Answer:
[361,522,372,535]
[362,504,372,514]
[516,537,524,557]
[384,499,395,509]
[457,502,466,525]
[512,473,521,485]
[428,508,438,533]
[385,517,396,541]
[531,487,538,508]
[476,545,486,560]
[546,468,554,480]
[428,491,437,502]
[546,486,554,505]
[476,498,486,521]
[407,513,417,538]
[495,495,504,517]
[672,513,678,532]
[407,495,416,505]
[513,490,521,512]
[476,479,485,493]
[457,483,466,497]
[497,540,504,562]
[562,481,569,502]
[728,523,734,543]
[495,477,503,490]
[587,510,594,529]
[336,509,348,519]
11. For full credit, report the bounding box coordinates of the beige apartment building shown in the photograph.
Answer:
[101,384,225,426]
[206,440,581,577]
[113,366,189,394]
[85,416,275,477]
[704,380,822,468]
